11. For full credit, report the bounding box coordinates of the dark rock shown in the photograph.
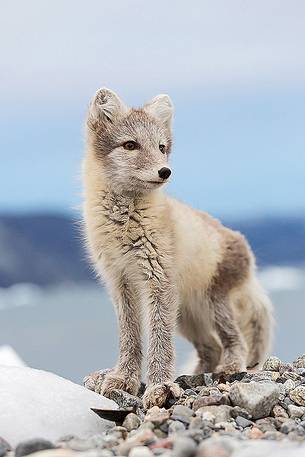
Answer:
[108,389,143,410]
[175,373,213,390]
[15,439,55,457]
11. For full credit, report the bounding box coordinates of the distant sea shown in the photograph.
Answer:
[0,266,304,384]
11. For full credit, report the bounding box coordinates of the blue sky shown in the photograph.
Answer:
[1,1,304,218]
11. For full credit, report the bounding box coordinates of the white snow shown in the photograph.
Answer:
[0,366,118,446]
[0,345,26,367]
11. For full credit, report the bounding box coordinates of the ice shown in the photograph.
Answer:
[0,366,118,446]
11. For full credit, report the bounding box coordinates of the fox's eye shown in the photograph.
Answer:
[159,144,166,154]
[123,141,138,151]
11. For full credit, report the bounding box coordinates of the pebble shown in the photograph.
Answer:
[263,356,282,372]
[284,379,296,393]
[122,412,142,431]
[280,419,297,434]
[229,382,280,419]
[248,427,264,439]
[108,389,143,410]
[15,439,56,457]
[193,394,227,411]
[235,416,253,428]
[145,406,170,425]
[129,446,153,457]
[293,354,305,369]
[272,404,289,418]
[25,452,76,457]
[289,386,305,406]
[172,404,194,418]
[288,405,305,419]
[172,436,197,457]
[196,405,232,423]
[168,420,186,434]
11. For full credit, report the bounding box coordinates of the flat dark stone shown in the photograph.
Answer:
[91,407,135,425]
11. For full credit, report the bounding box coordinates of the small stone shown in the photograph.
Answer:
[198,387,210,396]
[193,394,227,412]
[168,420,186,434]
[229,381,280,419]
[184,389,197,396]
[129,446,153,457]
[0,438,11,457]
[262,356,282,372]
[172,437,197,457]
[280,419,297,434]
[24,452,75,457]
[235,416,253,428]
[272,405,289,418]
[248,427,264,439]
[145,406,170,425]
[108,389,143,410]
[170,414,191,425]
[172,404,194,417]
[283,379,296,393]
[117,429,156,456]
[293,354,305,369]
[217,384,231,393]
[175,373,213,390]
[189,416,204,430]
[196,439,232,457]
[262,431,284,440]
[122,413,142,432]
[230,406,252,420]
[289,385,305,406]
[15,439,55,457]
[153,429,167,439]
[255,418,277,432]
[288,404,305,419]
[196,405,232,423]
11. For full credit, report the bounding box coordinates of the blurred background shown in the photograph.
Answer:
[0,1,304,383]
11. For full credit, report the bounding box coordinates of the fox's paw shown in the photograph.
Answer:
[99,371,140,397]
[83,368,114,393]
[143,382,182,409]
[215,359,247,375]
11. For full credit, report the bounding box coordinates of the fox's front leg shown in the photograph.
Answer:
[143,278,182,409]
[100,279,142,397]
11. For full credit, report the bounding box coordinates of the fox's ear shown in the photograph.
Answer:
[89,88,127,124]
[144,94,173,130]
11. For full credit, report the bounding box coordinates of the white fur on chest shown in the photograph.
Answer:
[90,191,169,282]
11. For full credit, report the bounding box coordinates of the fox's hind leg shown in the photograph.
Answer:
[213,296,248,374]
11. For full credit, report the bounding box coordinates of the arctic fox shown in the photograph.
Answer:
[83,88,273,408]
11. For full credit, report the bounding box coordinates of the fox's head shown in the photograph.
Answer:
[86,88,173,196]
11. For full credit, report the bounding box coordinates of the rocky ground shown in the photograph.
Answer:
[1,355,305,457]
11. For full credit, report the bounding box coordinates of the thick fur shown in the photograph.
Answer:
[82,88,273,408]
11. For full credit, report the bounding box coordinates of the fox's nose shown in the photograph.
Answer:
[158,167,171,180]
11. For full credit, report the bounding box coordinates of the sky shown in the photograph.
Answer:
[0,0,304,218]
